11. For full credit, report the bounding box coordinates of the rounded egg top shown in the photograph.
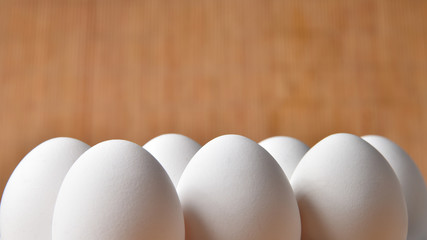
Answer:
[0,137,90,240]
[52,139,185,240]
[291,133,407,240]
[177,134,301,240]
[363,135,427,240]
[259,136,309,178]
[143,133,201,187]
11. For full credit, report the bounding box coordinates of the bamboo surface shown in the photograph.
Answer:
[0,0,427,196]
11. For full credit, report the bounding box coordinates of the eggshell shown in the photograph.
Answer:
[143,133,201,187]
[291,133,408,240]
[363,135,427,240]
[177,134,301,240]
[0,137,90,240]
[52,140,184,240]
[259,136,309,179]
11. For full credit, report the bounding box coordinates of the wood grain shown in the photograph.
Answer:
[0,0,426,196]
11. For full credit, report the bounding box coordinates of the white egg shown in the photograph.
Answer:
[0,137,90,240]
[143,133,201,187]
[291,133,407,240]
[259,136,309,179]
[177,134,301,240]
[52,140,184,240]
[363,135,427,240]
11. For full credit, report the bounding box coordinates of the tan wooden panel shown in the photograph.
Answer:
[0,0,427,196]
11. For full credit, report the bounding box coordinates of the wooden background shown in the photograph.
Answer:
[0,0,426,196]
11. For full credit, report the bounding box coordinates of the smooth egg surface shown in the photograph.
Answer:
[52,140,184,240]
[0,137,90,240]
[143,133,201,187]
[363,135,427,240]
[259,136,309,179]
[177,134,301,240]
[291,133,407,240]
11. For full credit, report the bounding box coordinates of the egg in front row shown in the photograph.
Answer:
[177,134,301,240]
[291,133,407,240]
[52,140,184,240]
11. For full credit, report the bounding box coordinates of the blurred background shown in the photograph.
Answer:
[0,0,426,196]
